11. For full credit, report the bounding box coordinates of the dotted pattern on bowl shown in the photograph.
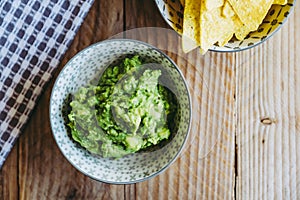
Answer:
[155,0,295,52]
[49,39,191,184]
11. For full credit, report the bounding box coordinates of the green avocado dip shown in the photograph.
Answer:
[67,55,177,158]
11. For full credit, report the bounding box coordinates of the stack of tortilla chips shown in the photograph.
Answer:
[181,0,287,54]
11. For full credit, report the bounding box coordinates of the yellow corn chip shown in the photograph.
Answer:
[205,0,224,10]
[227,0,274,31]
[218,15,242,46]
[182,0,201,53]
[235,24,251,41]
[233,0,284,41]
[218,2,243,46]
[199,0,242,53]
[274,0,287,5]
[180,0,281,53]
[222,1,235,18]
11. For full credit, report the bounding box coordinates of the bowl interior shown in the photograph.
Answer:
[155,0,295,52]
[50,39,191,183]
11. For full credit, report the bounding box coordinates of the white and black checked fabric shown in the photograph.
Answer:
[0,0,94,168]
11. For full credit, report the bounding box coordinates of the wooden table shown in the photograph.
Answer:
[1,0,299,199]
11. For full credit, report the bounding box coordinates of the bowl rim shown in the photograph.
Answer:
[154,0,296,53]
[49,38,192,184]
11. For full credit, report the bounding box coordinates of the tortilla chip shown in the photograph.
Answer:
[218,15,242,46]
[222,1,235,17]
[205,0,224,10]
[273,0,287,5]
[235,24,251,41]
[180,0,281,53]
[182,0,201,53]
[227,0,273,31]
[218,2,243,46]
[233,0,284,41]
[199,0,242,53]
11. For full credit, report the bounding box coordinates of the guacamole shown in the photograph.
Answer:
[67,55,177,158]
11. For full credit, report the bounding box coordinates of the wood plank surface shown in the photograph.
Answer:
[0,0,299,199]
[2,1,126,199]
[124,1,236,199]
[0,143,18,199]
[236,2,300,199]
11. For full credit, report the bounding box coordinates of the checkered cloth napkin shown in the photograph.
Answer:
[0,0,94,168]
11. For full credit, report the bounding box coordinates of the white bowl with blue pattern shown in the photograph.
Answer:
[49,39,191,184]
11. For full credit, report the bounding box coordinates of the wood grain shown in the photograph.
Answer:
[0,143,18,199]
[235,2,300,199]
[14,1,125,199]
[0,0,299,199]
[125,0,168,29]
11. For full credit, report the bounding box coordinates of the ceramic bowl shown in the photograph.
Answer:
[155,0,295,52]
[49,39,191,184]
